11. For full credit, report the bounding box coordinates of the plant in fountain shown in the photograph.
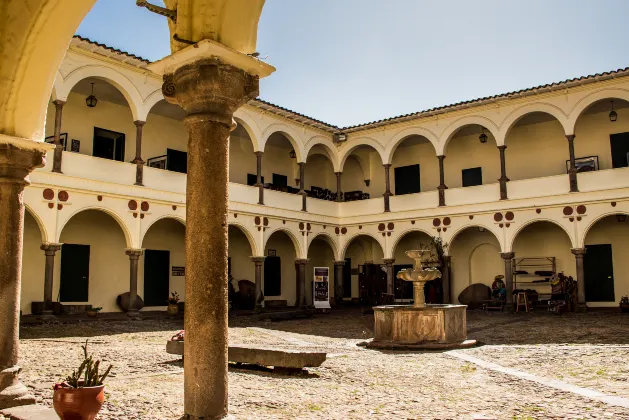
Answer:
[396,250,441,308]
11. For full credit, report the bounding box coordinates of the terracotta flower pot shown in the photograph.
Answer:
[53,385,105,420]
[167,304,179,315]
[620,304,629,313]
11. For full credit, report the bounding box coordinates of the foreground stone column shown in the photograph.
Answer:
[383,164,392,212]
[335,172,342,202]
[298,162,306,211]
[501,252,515,312]
[255,151,264,205]
[442,256,452,304]
[0,143,45,408]
[250,256,265,312]
[566,135,578,192]
[295,259,309,308]
[52,100,65,174]
[437,155,447,207]
[571,248,588,312]
[383,258,395,296]
[162,58,259,420]
[132,121,146,186]
[125,249,143,318]
[334,260,345,301]
[498,145,509,200]
[40,243,62,320]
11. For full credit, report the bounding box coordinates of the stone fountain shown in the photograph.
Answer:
[365,250,476,350]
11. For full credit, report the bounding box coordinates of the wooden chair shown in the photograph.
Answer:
[516,292,530,312]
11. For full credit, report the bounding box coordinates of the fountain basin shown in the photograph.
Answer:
[365,304,477,350]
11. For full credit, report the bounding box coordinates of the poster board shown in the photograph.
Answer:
[313,267,331,309]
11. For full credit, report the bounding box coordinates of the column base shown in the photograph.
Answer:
[39,311,57,323]
[254,304,264,314]
[126,310,142,320]
[503,302,515,313]
[0,367,36,409]
[575,303,588,313]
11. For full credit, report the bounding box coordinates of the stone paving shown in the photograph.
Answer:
[8,309,629,419]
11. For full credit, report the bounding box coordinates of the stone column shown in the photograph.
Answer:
[125,249,143,318]
[295,259,309,308]
[132,121,146,186]
[501,252,515,312]
[52,100,65,174]
[437,155,447,207]
[161,58,259,420]
[566,135,578,192]
[250,256,265,312]
[383,258,395,296]
[571,248,588,312]
[335,172,342,202]
[40,243,61,320]
[298,162,306,211]
[498,145,509,200]
[255,151,264,205]
[334,261,345,301]
[383,164,392,212]
[0,143,45,408]
[442,256,452,304]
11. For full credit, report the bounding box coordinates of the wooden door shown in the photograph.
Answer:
[584,244,615,302]
[144,250,170,306]
[264,256,281,296]
[60,244,90,302]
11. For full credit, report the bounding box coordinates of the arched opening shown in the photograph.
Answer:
[263,132,300,195]
[228,225,256,309]
[141,218,186,308]
[306,236,336,305]
[582,214,629,306]
[20,209,47,315]
[343,234,385,304]
[264,230,299,307]
[504,112,569,181]
[449,226,502,303]
[390,135,438,195]
[57,209,130,312]
[229,122,259,186]
[392,230,442,302]
[512,221,574,306]
[305,145,337,201]
[573,98,629,173]
[444,124,500,189]
[340,145,384,201]
[143,99,189,176]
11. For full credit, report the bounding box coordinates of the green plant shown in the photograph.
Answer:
[90,307,102,313]
[56,340,112,389]
[620,296,629,305]
[168,292,180,305]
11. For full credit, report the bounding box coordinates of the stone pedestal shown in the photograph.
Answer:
[367,304,476,350]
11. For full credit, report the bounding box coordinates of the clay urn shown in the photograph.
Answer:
[53,385,105,420]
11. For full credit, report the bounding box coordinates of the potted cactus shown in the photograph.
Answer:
[86,307,102,318]
[620,296,629,313]
[53,340,113,420]
[167,292,180,315]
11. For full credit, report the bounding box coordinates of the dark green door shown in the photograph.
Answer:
[584,244,615,302]
[60,244,90,302]
[144,250,170,306]
[264,256,281,296]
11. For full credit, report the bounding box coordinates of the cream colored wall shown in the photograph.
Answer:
[143,111,188,160]
[306,238,336,304]
[305,154,336,191]
[20,211,47,314]
[264,232,297,306]
[140,218,186,307]
[450,228,503,303]
[229,126,257,184]
[445,133,501,188]
[261,144,297,187]
[393,231,433,263]
[574,108,629,171]
[584,216,629,304]
[341,156,367,193]
[390,140,440,193]
[228,226,255,284]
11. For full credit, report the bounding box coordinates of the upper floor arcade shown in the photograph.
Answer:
[37,36,629,223]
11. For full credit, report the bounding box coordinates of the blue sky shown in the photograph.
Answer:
[78,0,629,127]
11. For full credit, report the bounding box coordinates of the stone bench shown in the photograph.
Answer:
[166,341,326,371]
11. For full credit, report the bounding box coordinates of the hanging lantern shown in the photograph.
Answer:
[86,82,98,108]
[616,214,626,223]
[289,149,296,159]
[609,100,618,122]
[479,127,488,143]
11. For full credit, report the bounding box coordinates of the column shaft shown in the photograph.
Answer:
[40,244,61,317]
[334,261,345,301]
[132,121,146,186]
[383,164,392,212]
[566,135,579,192]
[572,248,587,312]
[501,252,515,311]
[335,172,342,202]
[125,249,143,317]
[498,145,509,200]
[299,162,306,211]
[295,259,309,307]
[442,256,451,304]
[437,155,447,207]
[52,100,65,173]
[255,151,264,205]
[383,259,395,296]
[251,257,265,312]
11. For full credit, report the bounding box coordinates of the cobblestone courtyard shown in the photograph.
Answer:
[11,310,629,419]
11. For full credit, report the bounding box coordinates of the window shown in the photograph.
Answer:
[93,127,125,161]
[394,164,420,195]
[462,167,482,187]
[272,173,288,187]
[166,148,187,174]
[610,132,629,168]
[247,174,264,186]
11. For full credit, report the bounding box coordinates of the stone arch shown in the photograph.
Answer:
[384,127,439,164]
[24,204,48,243]
[580,211,629,248]
[307,232,340,260]
[339,137,386,170]
[304,136,341,172]
[229,222,259,256]
[264,227,303,258]
[448,224,504,253]
[388,228,434,259]
[509,218,575,251]
[55,65,144,121]
[142,89,168,119]
[233,109,263,152]
[341,232,385,260]
[140,215,186,247]
[260,124,305,162]
[57,207,133,248]
[567,88,629,134]
[468,242,503,286]
[439,115,500,155]
[499,103,570,143]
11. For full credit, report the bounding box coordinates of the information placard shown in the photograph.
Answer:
[313,267,331,309]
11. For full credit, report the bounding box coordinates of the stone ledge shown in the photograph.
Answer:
[0,405,57,420]
[358,338,478,351]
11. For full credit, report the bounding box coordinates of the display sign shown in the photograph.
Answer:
[172,266,185,276]
[313,267,331,309]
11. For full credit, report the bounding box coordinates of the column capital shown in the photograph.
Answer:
[571,248,587,256]
[334,260,346,267]
[500,252,515,260]
[335,171,342,176]
[566,134,576,141]
[443,255,452,262]
[437,155,446,160]
[254,151,263,157]
[40,243,62,255]
[382,258,395,266]
[0,144,46,184]
[497,145,507,151]
[383,163,392,169]
[52,99,66,107]
[125,248,144,259]
[294,258,309,266]
[134,120,146,127]
[250,256,266,264]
